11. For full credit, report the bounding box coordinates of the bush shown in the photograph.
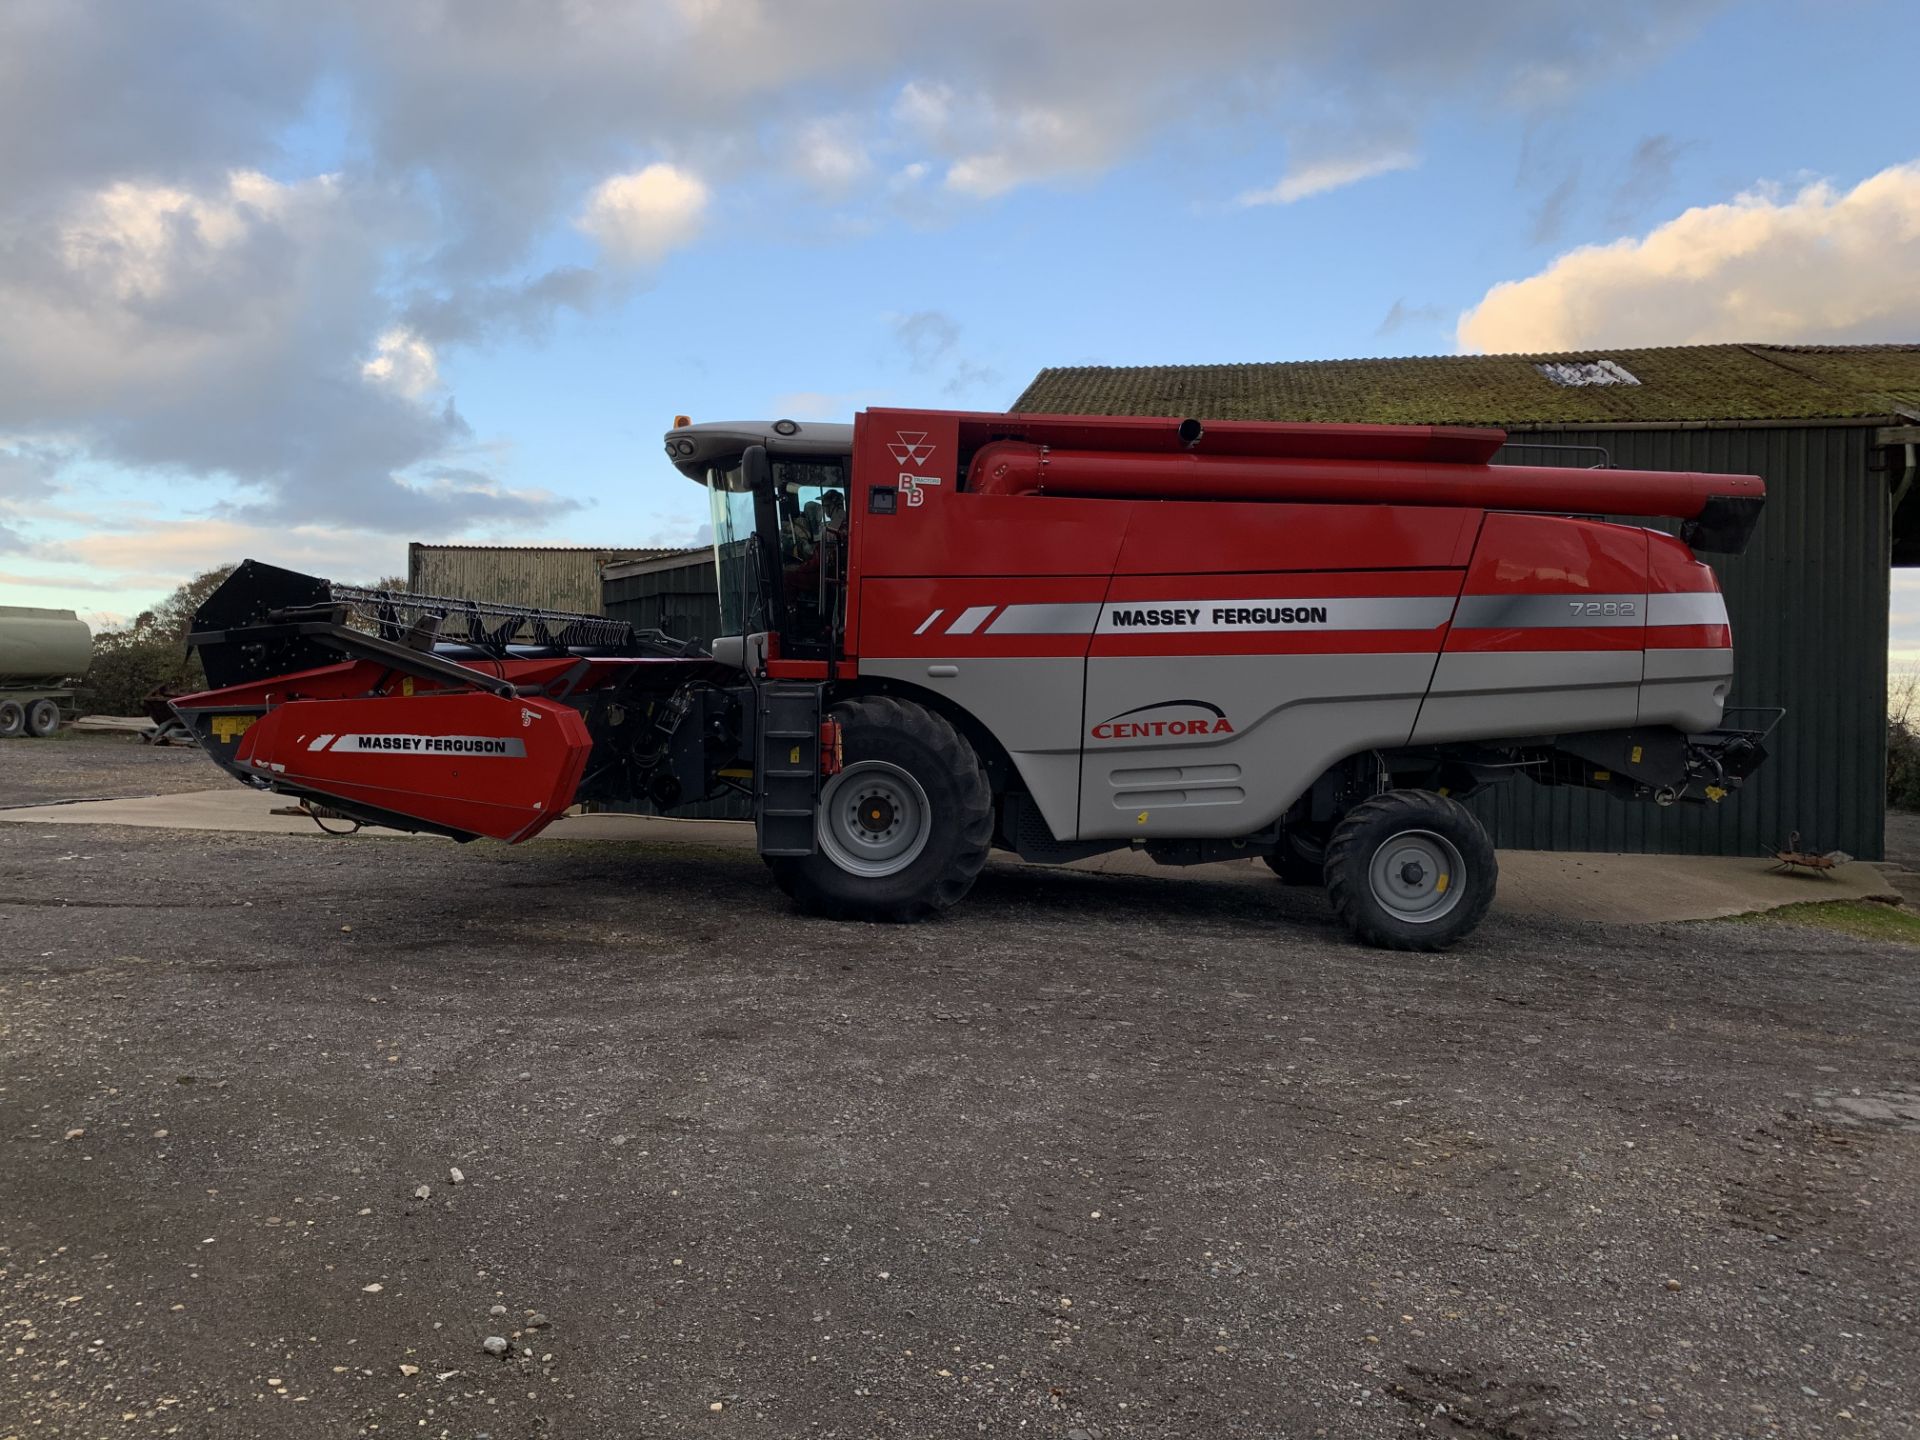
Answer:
[1890,673,1920,810]
[73,565,236,716]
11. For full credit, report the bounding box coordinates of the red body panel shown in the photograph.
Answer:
[847,410,1737,759]
[1445,514,1652,654]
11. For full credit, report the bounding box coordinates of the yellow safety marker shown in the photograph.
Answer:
[1435,873,1450,894]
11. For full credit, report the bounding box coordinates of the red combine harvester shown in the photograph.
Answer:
[172,409,1775,949]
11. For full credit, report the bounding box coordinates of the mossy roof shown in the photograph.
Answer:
[1011,344,1920,428]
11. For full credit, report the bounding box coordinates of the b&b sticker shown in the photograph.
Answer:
[317,734,527,757]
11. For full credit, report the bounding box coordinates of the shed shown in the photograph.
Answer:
[1015,343,1920,861]
[601,548,721,647]
[406,543,685,614]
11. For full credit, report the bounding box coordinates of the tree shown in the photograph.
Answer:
[75,564,238,716]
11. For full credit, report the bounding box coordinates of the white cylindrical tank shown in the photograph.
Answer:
[0,606,94,682]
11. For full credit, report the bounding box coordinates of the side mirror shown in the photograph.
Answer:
[740,443,771,493]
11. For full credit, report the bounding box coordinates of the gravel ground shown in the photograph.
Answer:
[0,732,213,809]
[1,746,1916,1438]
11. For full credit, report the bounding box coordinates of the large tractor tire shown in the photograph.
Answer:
[25,699,62,738]
[0,700,24,739]
[1323,789,1497,951]
[771,695,992,923]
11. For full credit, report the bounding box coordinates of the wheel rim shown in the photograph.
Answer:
[1366,829,1466,924]
[817,760,933,878]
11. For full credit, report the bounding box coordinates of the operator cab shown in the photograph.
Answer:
[666,419,855,663]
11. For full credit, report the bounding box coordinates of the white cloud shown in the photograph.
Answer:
[944,105,1109,198]
[361,327,441,398]
[0,167,564,537]
[1459,161,1920,352]
[577,164,710,266]
[792,120,871,192]
[0,0,1723,586]
[1237,147,1419,206]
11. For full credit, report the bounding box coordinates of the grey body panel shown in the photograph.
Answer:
[1640,647,1733,732]
[1078,653,1438,840]
[1411,650,1642,743]
[858,656,1088,842]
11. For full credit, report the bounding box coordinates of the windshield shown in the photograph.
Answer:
[707,457,850,646]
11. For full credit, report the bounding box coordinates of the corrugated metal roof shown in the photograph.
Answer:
[406,543,688,556]
[1012,343,1920,427]
[600,547,709,581]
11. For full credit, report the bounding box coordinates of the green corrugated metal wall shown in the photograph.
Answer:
[1473,425,1887,859]
[603,560,724,648]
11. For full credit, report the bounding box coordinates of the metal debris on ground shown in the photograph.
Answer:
[1770,831,1853,876]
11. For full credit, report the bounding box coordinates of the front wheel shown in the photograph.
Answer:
[769,696,992,923]
[1323,790,1497,951]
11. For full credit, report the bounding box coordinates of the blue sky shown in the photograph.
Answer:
[2,0,1917,647]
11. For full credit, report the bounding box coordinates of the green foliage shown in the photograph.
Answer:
[1726,900,1920,947]
[74,564,237,716]
[1891,673,1920,810]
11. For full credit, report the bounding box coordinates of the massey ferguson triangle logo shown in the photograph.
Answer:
[1090,698,1235,741]
[887,430,936,466]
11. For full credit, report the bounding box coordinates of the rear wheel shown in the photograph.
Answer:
[0,700,24,739]
[770,696,992,922]
[1324,790,1496,950]
[25,699,61,737]
[1263,829,1327,886]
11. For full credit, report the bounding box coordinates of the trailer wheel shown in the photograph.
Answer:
[771,696,992,923]
[0,700,24,739]
[25,699,62,738]
[1323,790,1497,951]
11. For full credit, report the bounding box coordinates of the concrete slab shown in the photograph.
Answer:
[1,785,1897,923]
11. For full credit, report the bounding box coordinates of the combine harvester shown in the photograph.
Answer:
[172,410,1774,949]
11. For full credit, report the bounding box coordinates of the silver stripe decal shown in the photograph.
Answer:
[946,605,997,635]
[1452,593,1645,628]
[986,602,1104,635]
[1096,596,1455,634]
[1647,591,1728,627]
[913,609,944,636]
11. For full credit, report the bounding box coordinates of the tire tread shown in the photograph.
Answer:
[1324,789,1497,951]
[780,695,993,923]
